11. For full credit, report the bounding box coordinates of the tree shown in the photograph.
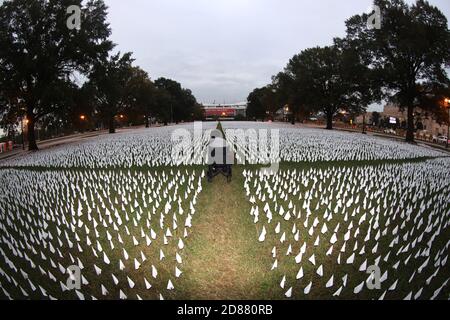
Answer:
[68,83,98,133]
[181,88,199,122]
[247,87,271,120]
[88,52,135,133]
[153,88,173,126]
[154,78,198,124]
[371,111,381,126]
[284,46,375,130]
[413,83,450,126]
[0,0,113,150]
[272,72,314,124]
[126,67,155,128]
[345,0,450,142]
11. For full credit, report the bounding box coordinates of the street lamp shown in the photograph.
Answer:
[284,106,290,123]
[21,117,27,150]
[80,115,87,133]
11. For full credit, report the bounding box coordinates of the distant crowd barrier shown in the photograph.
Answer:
[0,141,13,153]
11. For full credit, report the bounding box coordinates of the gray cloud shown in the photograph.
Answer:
[105,0,450,106]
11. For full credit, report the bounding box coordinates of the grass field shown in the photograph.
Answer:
[0,122,449,300]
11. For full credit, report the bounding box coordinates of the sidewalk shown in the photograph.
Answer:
[295,122,450,154]
[0,123,178,162]
[0,130,108,162]
[0,125,155,162]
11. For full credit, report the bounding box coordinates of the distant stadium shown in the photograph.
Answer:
[202,102,247,120]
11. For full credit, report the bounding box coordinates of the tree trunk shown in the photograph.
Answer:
[109,115,116,134]
[326,112,333,130]
[27,114,39,151]
[405,105,415,143]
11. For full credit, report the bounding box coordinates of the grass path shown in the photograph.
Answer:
[176,169,276,300]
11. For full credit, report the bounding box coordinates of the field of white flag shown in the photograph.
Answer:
[0,122,449,300]
[0,168,204,300]
[244,158,450,299]
[0,122,446,169]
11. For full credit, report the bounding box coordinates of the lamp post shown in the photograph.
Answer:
[21,117,25,150]
[21,118,29,150]
[80,115,86,133]
[284,106,289,123]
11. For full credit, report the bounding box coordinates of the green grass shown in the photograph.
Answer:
[0,124,449,300]
[175,173,264,299]
[0,168,205,300]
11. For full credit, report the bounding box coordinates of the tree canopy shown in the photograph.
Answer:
[154,78,199,124]
[344,0,450,141]
[88,52,135,133]
[246,87,277,121]
[0,0,201,149]
[0,0,113,149]
[248,0,449,136]
[270,44,378,129]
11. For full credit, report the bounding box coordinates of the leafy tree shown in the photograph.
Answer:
[88,52,135,133]
[246,87,271,120]
[154,78,198,123]
[371,111,381,126]
[153,88,173,126]
[413,83,450,126]
[181,88,199,122]
[0,0,113,150]
[126,67,155,128]
[284,45,375,130]
[68,83,98,132]
[191,103,205,121]
[271,72,314,124]
[344,0,450,142]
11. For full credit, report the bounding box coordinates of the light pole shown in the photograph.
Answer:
[284,106,289,123]
[80,115,86,133]
[21,117,25,150]
[21,117,29,150]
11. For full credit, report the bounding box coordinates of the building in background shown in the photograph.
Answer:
[202,102,247,120]
[382,104,449,137]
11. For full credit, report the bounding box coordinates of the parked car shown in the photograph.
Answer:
[436,135,449,144]
[384,129,396,135]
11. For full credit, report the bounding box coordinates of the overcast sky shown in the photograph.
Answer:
[106,0,450,109]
